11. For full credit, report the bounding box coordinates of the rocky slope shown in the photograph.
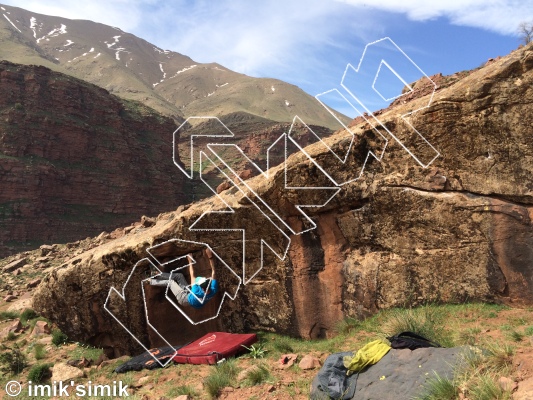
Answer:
[0,61,188,257]
[0,3,349,129]
[30,42,533,356]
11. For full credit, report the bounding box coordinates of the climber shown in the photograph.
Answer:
[150,248,218,308]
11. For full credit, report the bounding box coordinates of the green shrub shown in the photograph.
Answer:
[34,343,46,360]
[0,346,28,375]
[241,343,267,359]
[51,329,68,346]
[524,326,533,336]
[28,363,53,383]
[20,309,38,324]
[6,331,16,341]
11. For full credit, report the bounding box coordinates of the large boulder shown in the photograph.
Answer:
[310,347,467,399]
[33,44,533,355]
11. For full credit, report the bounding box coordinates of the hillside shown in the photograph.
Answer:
[0,61,188,257]
[0,3,349,129]
[0,60,339,258]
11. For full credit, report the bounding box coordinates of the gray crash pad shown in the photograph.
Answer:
[311,346,468,400]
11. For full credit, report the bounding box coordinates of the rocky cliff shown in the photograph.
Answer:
[0,61,187,256]
[32,43,533,356]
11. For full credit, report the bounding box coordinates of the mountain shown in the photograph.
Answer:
[0,3,348,128]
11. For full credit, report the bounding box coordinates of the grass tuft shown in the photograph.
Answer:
[69,343,104,362]
[166,385,198,398]
[468,373,511,400]
[416,373,459,400]
[380,306,453,347]
[243,364,272,386]
[203,358,240,399]
[506,329,524,342]
[34,343,46,360]
[271,336,294,354]
[335,317,361,335]
[0,311,19,321]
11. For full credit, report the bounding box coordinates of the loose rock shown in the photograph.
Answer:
[299,355,321,370]
[32,321,51,336]
[51,363,85,382]
[498,376,517,392]
[3,258,26,273]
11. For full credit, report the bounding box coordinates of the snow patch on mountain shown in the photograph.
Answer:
[3,14,21,32]
[30,17,37,38]
[67,47,95,63]
[169,65,197,79]
[153,46,171,54]
[36,24,67,43]
[115,48,128,60]
[105,35,121,48]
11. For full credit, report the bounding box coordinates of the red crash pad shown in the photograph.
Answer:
[172,332,258,365]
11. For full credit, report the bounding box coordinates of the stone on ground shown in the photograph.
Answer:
[51,363,85,382]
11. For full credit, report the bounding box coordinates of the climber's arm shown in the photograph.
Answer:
[187,253,195,285]
[205,248,216,280]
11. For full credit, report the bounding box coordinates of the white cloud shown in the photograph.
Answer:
[337,0,533,35]
[141,0,374,77]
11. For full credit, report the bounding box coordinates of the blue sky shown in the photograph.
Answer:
[3,0,532,118]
